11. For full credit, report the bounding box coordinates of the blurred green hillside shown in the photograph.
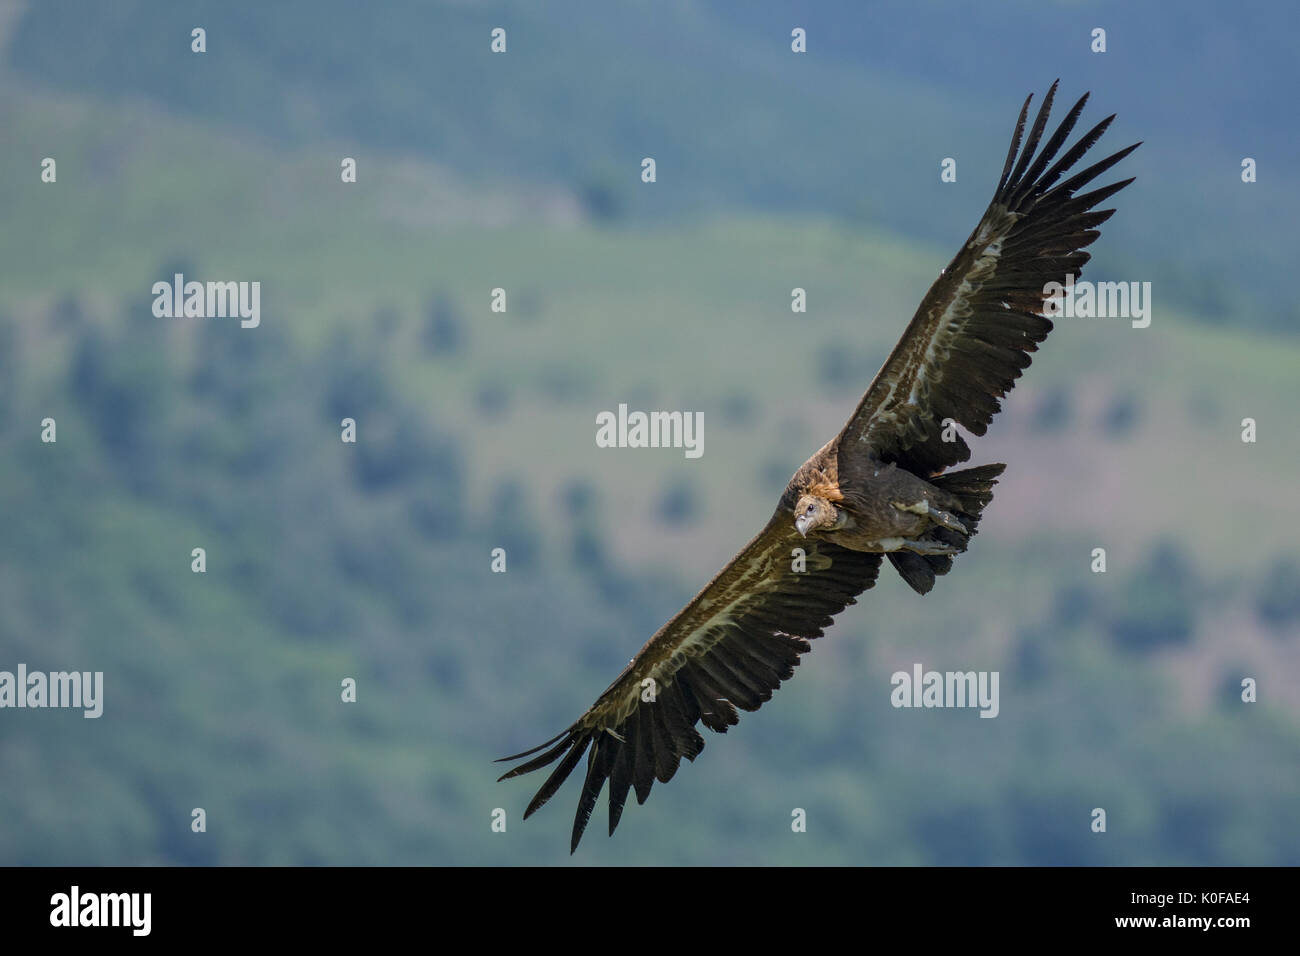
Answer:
[1,3,1298,865]
[9,0,1300,332]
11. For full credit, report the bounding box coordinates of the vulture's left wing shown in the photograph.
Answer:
[840,81,1139,477]
[497,513,882,852]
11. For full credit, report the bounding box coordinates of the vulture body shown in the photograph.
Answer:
[498,83,1139,852]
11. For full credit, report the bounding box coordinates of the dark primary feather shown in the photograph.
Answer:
[497,525,882,852]
[844,79,1139,477]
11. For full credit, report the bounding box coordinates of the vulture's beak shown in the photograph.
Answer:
[795,516,808,537]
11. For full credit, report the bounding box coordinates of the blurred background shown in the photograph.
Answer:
[1,0,1297,865]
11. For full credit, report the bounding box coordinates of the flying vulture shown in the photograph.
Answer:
[498,82,1138,852]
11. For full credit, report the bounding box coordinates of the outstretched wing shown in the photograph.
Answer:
[841,81,1139,477]
[497,510,882,852]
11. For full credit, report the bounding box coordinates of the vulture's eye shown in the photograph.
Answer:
[805,504,816,515]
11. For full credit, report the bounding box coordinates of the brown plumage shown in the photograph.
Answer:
[498,82,1139,852]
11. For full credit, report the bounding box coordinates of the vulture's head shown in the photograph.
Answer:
[794,494,838,537]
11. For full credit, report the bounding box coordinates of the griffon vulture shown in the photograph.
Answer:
[498,82,1139,852]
